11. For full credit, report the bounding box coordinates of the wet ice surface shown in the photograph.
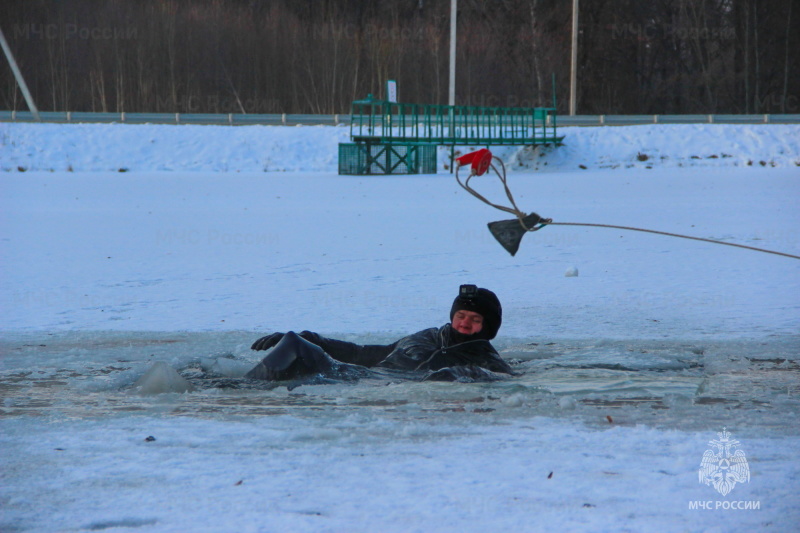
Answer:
[2,331,797,437]
[4,333,799,532]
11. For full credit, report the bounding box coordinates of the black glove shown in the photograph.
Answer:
[251,331,325,351]
[251,333,285,351]
[297,330,324,345]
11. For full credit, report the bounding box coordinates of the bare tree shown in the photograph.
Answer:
[0,0,796,115]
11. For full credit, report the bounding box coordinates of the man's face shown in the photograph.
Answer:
[452,309,484,336]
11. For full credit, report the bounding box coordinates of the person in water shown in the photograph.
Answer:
[246,285,513,382]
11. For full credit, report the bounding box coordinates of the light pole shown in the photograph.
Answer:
[448,0,457,106]
[569,0,578,115]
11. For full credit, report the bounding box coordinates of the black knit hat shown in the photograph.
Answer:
[449,286,502,340]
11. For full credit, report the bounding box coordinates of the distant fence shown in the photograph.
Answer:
[2,110,799,126]
[0,110,345,126]
[559,114,800,125]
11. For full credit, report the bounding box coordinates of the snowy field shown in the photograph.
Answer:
[1,122,799,532]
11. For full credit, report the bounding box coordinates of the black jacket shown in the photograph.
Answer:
[297,324,513,376]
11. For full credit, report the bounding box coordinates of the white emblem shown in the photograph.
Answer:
[699,428,750,496]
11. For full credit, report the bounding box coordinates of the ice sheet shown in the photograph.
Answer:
[2,122,799,532]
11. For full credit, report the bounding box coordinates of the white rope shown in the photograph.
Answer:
[455,157,800,260]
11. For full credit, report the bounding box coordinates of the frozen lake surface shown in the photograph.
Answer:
[2,122,799,532]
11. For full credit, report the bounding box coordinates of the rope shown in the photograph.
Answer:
[456,158,521,217]
[544,221,800,260]
[455,156,800,260]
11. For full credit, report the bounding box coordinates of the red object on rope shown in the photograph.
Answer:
[456,148,493,176]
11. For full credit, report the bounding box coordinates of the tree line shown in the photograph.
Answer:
[1,0,797,115]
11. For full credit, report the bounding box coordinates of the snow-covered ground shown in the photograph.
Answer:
[1,122,799,532]
[2,122,799,173]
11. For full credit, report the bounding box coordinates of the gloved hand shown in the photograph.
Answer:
[251,332,285,351]
[297,330,324,345]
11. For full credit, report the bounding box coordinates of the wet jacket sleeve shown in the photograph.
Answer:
[297,331,397,368]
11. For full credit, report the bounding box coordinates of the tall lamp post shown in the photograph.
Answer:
[447,0,458,171]
[569,0,578,115]
[448,0,457,106]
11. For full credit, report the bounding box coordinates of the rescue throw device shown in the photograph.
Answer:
[454,148,799,260]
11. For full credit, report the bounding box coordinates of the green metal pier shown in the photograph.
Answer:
[339,95,564,175]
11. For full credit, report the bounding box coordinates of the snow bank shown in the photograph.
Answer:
[1,122,350,173]
[1,122,798,173]
[511,123,800,172]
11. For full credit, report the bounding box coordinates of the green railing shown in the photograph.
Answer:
[349,95,564,146]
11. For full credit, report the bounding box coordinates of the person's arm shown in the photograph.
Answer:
[297,331,396,367]
[250,331,395,367]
